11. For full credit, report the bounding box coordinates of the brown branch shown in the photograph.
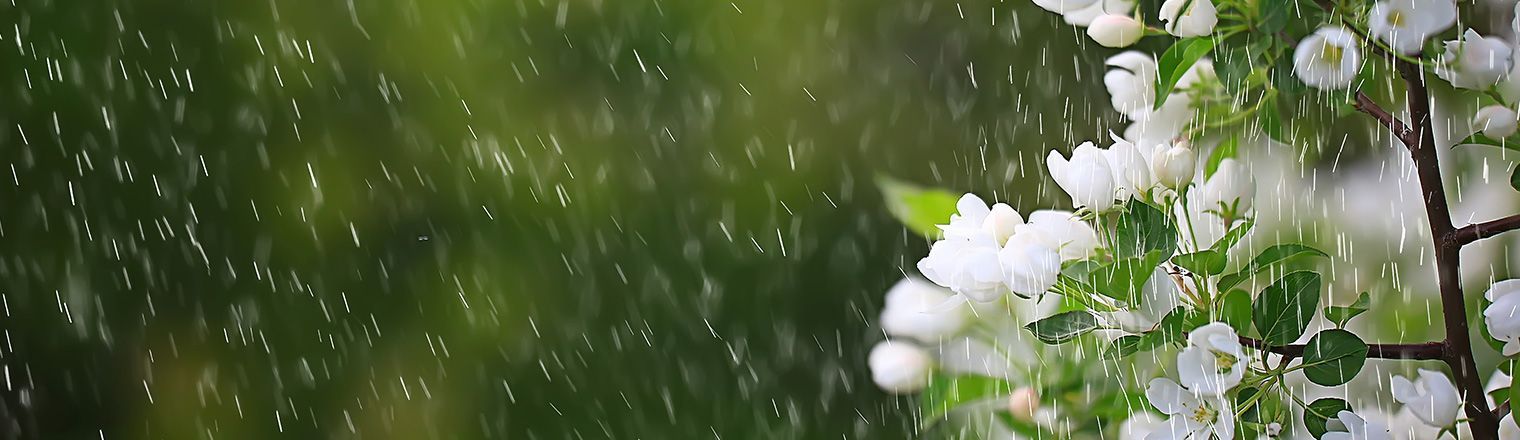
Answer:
[1497,401,1512,420]
[1352,92,1412,143]
[1311,1,1501,432]
[1452,214,1520,245]
[1237,336,1445,360]
[1393,55,1501,437]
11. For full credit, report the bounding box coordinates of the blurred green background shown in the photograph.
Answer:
[0,0,1136,438]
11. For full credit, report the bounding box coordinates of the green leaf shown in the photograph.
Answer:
[1303,398,1351,438]
[1154,38,1216,109]
[1302,329,1368,386]
[1102,335,1145,360]
[1260,93,1286,145]
[1137,307,1192,350]
[1324,292,1371,328]
[1114,200,1177,259]
[1252,271,1322,346]
[1455,132,1520,153]
[921,373,1013,424]
[1173,250,1226,275]
[1221,289,1253,335]
[1207,134,1240,179]
[1511,364,1520,425]
[1025,311,1098,345]
[876,176,961,237]
[1218,243,1330,291]
[1511,164,1520,193]
[1090,251,1165,303]
[1210,219,1254,254]
[1257,0,1291,33]
[1271,56,1310,97]
[1236,386,1263,423]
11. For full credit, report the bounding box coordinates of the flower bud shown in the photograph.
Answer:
[1150,143,1196,189]
[1087,15,1143,48]
[1474,105,1518,139]
[1159,0,1217,37]
[1007,387,1040,421]
[868,342,933,394]
[1200,158,1255,216]
[1047,142,1118,211]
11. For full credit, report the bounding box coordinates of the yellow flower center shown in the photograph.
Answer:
[1191,405,1217,423]
[1321,43,1344,64]
[1387,10,1406,27]
[1212,349,1238,374]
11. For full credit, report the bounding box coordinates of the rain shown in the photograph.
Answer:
[3,0,1520,439]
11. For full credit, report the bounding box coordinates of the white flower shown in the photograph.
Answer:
[918,236,1007,302]
[880,278,969,342]
[1048,142,1119,211]
[1151,143,1196,189]
[939,193,1025,244]
[1324,410,1395,440]
[1293,27,1363,90]
[1438,30,1515,90]
[1032,0,1102,14]
[1019,210,1101,261]
[1145,377,1235,440]
[1177,322,1246,396]
[999,233,1063,297]
[1062,0,1137,26]
[1105,136,1159,200]
[1106,52,1159,118]
[1113,268,1181,332]
[1500,54,1520,104]
[1474,105,1519,138]
[1177,58,1216,90]
[1367,0,1456,54]
[1200,158,1255,217]
[1391,369,1462,428]
[1089,15,1144,48]
[1124,98,1192,148]
[1484,279,1520,356]
[1176,187,1230,249]
[1159,0,1217,37]
[868,341,933,394]
[1120,412,1167,440]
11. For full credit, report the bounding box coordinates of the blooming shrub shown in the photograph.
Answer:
[867,0,1520,438]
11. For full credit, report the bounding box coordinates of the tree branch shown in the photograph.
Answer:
[1452,214,1520,245]
[1237,336,1445,360]
[1393,56,1502,437]
[1351,92,1412,144]
[1313,2,1500,432]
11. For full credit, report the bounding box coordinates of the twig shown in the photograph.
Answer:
[1452,214,1520,245]
[1351,92,1411,143]
[1238,336,1445,360]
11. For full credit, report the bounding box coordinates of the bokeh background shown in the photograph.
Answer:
[0,0,1121,438]
[8,0,1520,438]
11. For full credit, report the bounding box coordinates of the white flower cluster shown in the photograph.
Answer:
[917,194,1097,303]
[1041,0,1221,48]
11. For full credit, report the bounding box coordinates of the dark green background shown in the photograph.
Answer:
[0,0,1119,437]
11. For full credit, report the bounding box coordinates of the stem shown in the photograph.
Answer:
[1237,336,1446,360]
[1452,214,1520,245]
